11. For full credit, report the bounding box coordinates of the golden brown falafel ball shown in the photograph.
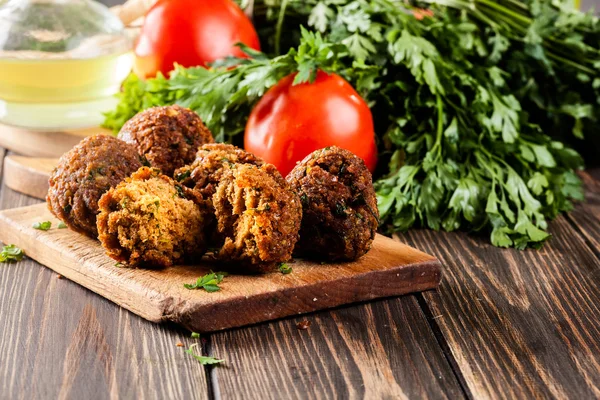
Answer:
[174,143,265,199]
[212,164,302,273]
[286,146,379,261]
[118,105,214,176]
[47,135,143,238]
[96,167,209,268]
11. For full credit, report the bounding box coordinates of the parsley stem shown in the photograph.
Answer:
[435,93,444,151]
[274,0,289,56]
[477,0,532,25]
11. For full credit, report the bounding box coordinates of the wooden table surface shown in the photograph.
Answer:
[1,145,599,399]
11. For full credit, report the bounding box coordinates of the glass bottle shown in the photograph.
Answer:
[0,0,133,130]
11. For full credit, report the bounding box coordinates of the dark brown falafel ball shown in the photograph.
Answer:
[118,105,214,176]
[96,167,209,268]
[47,135,143,238]
[174,143,264,199]
[212,164,302,273]
[286,146,379,261]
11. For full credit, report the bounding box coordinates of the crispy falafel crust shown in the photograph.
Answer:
[118,105,214,176]
[174,143,264,199]
[286,146,379,261]
[96,167,209,268]
[212,164,302,273]
[47,135,143,238]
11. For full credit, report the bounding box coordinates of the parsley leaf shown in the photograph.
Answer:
[33,221,52,231]
[185,344,224,365]
[58,222,67,229]
[184,271,228,292]
[0,245,24,263]
[278,263,293,274]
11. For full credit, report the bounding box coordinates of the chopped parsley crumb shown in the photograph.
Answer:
[335,202,347,216]
[300,193,309,205]
[278,263,292,274]
[140,156,151,167]
[174,184,186,199]
[0,245,24,263]
[58,222,67,229]
[33,221,52,231]
[184,271,228,292]
[191,332,200,338]
[175,170,191,182]
[185,344,224,365]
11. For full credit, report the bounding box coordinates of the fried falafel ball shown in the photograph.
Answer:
[212,164,302,273]
[96,167,209,268]
[174,143,264,199]
[47,135,143,238]
[118,105,214,176]
[286,146,379,261]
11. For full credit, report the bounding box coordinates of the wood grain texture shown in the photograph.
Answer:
[211,296,465,400]
[0,203,441,333]
[0,124,106,158]
[3,155,57,200]
[397,213,600,399]
[566,170,600,257]
[0,160,210,400]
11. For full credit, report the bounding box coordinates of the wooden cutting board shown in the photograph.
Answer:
[0,203,442,333]
[0,124,109,157]
[1,123,107,200]
[4,155,57,200]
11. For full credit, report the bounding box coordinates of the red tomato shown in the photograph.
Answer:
[134,0,260,78]
[245,70,377,177]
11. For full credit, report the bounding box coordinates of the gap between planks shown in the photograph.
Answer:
[416,293,472,399]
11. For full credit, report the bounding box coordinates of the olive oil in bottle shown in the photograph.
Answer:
[0,51,133,129]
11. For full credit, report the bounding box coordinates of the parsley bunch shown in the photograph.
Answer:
[103,0,595,249]
[420,0,600,156]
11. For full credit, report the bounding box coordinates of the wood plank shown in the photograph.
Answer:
[397,216,600,398]
[566,170,600,255]
[0,175,210,399]
[0,203,441,333]
[211,296,465,399]
[3,155,57,200]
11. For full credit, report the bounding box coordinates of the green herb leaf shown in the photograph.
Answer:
[278,263,292,274]
[33,221,52,231]
[0,245,24,263]
[191,332,200,338]
[58,222,67,229]
[184,271,228,292]
[185,344,224,365]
